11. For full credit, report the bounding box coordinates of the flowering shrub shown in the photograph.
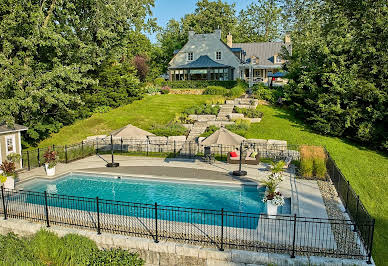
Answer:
[0,161,16,177]
[261,160,286,206]
[160,86,170,94]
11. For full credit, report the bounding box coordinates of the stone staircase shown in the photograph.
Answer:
[217,104,234,121]
[187,121,208,141]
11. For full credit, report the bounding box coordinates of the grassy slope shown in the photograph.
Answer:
[39,94,221,147]
[248,105,388,264]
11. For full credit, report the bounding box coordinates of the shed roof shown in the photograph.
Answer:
[169,55,231,69]
[0,124,28,134]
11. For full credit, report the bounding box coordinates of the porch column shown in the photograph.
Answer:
[207,68,211,80]
[249,65,253,88]
[188,69,191,80]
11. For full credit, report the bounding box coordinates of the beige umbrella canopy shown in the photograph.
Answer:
[111,124,155,139]
[201,127,245,146]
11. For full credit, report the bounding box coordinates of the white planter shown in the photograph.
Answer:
[266,201,278,216]
[3,176,14,190]
[45,164,56,176]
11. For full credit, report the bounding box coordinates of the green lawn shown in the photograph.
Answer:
[38,94,221,147]
[248,105,388,265]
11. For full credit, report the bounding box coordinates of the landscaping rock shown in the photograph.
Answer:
[247,118,262,123]
[227,113,244,120]
[267,139,287,151]
[182,124,194,130]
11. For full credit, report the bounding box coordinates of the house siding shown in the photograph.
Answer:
[0,132,22,169]
[169,32,240,80]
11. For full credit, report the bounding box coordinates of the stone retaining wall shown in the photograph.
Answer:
[0,219,369,266]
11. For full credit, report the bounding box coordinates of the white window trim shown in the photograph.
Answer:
[215,51,222,60]
[275,56,282,63]
[187,52,193,61]
[5,135,16,156]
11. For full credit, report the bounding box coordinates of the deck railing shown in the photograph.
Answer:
[0,186,373,262]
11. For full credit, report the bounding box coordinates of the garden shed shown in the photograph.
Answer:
[0,124,27,169]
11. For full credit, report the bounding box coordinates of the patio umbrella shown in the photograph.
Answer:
[201,127,245,146]
[110,124,155,139]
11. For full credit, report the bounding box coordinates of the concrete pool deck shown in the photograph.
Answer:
[17,155,329,219]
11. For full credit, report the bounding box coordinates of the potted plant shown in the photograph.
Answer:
[43,149,58,176]
[262,161,286,215]
[0,160,17,190]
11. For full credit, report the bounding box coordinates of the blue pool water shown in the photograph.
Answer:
[20,173,290,228]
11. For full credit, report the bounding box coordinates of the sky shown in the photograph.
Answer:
[147,0,256,43]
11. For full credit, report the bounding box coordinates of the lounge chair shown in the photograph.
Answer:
[283,156,292,169]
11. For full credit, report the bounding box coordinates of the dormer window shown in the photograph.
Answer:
[187,52,193,61]
[275,55,282,63]
[216,51,222,60]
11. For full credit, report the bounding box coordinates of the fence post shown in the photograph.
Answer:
[81,141,84,157]
[44,191,50,227]
[219,208,224,251]
[38,148,41,167]
[189,141,192,158]
[345,180,350,211]
[291,214,297,258]
[353,196,360,232]
[96,138,99,154]
[367,219,375,264]
[174,141,176,157]
[154,202,159,243]
[146,139,149,156]
[220,144,223,161]
[27,151,30,171]
[65,145,68,163]
[1,186,7,220]
[96,197,101,235]
[52,144,55,151]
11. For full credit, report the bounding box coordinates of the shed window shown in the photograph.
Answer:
[275,55,282,63]
[5,135,15,154]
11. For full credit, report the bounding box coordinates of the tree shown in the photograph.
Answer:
[283,0,387,150]
[234,0,283,42]
[0,0,155,145]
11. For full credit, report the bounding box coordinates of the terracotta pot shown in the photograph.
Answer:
[45,164,56,176]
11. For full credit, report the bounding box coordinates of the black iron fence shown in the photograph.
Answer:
[0,186,373,262]
[325,151,375,262]
[22,138,300,170]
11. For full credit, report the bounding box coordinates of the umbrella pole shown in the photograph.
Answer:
[106,135,120,168]
[233,142,247,176]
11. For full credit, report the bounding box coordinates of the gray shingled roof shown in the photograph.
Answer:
[169,55,231,69]
[232,42,291,66]
[0,124,28,134]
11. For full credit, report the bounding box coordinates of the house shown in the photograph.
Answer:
[0,124,27,169]
[168,30,291,85]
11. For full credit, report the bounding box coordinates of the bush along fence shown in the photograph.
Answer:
[0,187,374,262]
[20,139,374,263]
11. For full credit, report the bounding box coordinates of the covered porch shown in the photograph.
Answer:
[169,55,234,81]
[239,64,284,86]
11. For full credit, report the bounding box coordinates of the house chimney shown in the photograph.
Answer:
[284,33,291,43]
[227,32,233,47]
[188,31,195,40]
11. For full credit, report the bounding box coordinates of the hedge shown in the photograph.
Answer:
[158,80,238,89]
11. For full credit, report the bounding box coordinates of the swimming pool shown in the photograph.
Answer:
[19,173,290,228]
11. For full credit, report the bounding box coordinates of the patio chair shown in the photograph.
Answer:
[283,156,292,169]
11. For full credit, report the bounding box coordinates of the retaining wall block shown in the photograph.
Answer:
[231,249,269,265]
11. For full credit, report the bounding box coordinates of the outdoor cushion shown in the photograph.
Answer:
[250,151,257,158]
[230,151,238,158]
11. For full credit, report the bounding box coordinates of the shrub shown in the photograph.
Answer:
[226,119,251,137]
[203,86,228,95]
[200,125,219,137]
[145,86,160,95]
[89,248,143,265]
[94,105,112,113]
[183,104,220,116]
[163,80,238,89]
[300,145,327,179]
[160,86,170,94]
[252,85,284,104]
[234,107,263,118]
[154,77,165,87]
[150,123,188,136]
[226,85,246,98]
